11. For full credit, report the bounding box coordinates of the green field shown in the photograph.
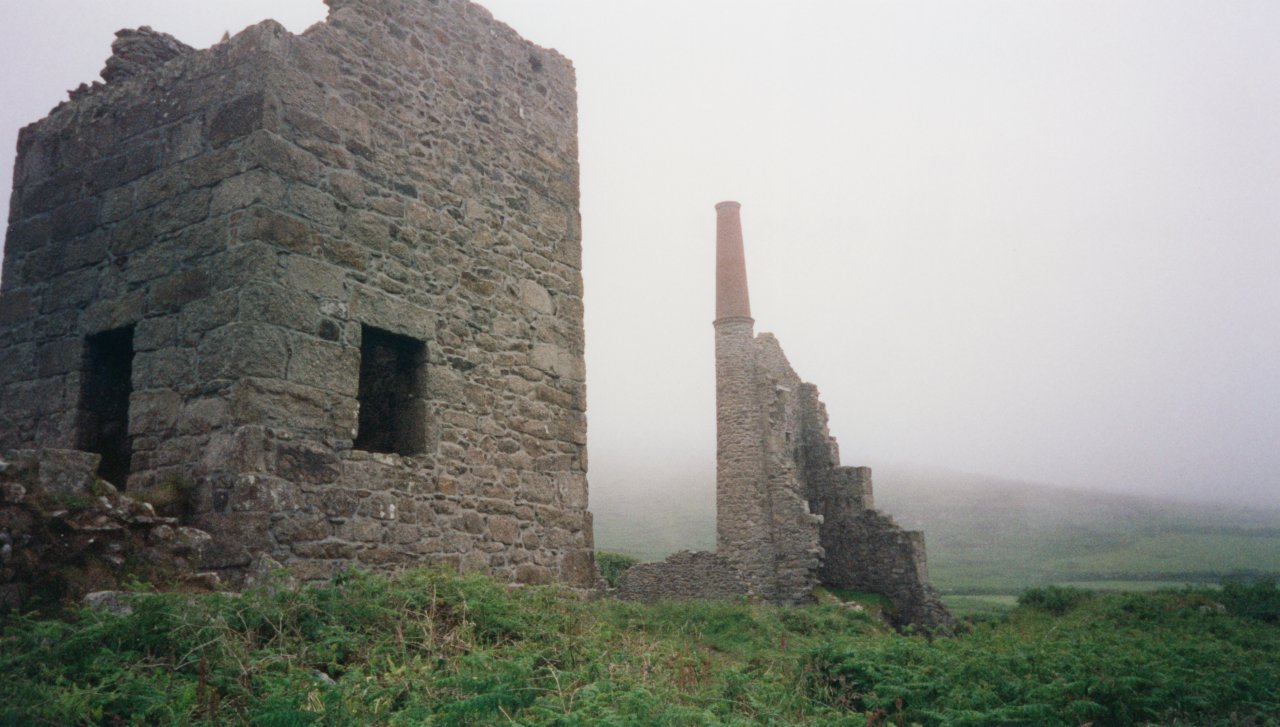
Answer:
[3,569,1277,725]
[941,594,1018,619]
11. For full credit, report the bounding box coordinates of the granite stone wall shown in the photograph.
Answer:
[750,331,952,628]
[614,550,746,603]
[0,0,595,589]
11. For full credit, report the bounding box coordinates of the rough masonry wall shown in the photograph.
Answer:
[614,550,746,603]
[820,509,952,627]
[746,333,824,603]
[714,318,778,598]
[782,346,952,628]
[0,0,595,589]
[724,326,951,626]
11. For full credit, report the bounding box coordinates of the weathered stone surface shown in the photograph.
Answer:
[83,590,135,616]
[678,203,953,629]
[0,0,594,593]
[0,449,214,610]
[100,27,194,84]
[32,449,102,499]
[615,551,747,603]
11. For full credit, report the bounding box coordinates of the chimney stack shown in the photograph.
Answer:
[715,201,752,322]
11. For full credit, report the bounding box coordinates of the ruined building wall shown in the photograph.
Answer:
[615,550,745,603]
[713,201,822,605]
[620,202,951,628]
[735,320,950,625]
[0,0,595,588]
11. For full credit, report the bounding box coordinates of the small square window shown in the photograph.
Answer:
[354,325,427,455]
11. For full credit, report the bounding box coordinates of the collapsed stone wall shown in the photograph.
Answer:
[750,332,952,628]
[0,449,213,610]
[614,550,746,603]
[618,203,951,630]
[0,0,594,589]
[821,510,953,627]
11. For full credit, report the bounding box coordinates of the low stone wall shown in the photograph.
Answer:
[0,449,212,610]
[615,550,747,602]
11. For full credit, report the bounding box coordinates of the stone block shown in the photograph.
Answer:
[274,440,341,484]
[42,269,99,314]
[0,292,37,325]
[196,323,288,381]
[514,564,552,585]
[35,337,80,378]
[129,389,182,434]
[151,268,211,311]
[227,377,346,433]
[50,197,102,241]
[196,512,269,569]
[274,514,330,544]
[517,279,553,314]
[211,170,288,216]
[244,208,315,253]
[238,284,319,332]
[133,316,177,351]
[178,290,238,341]
[281,254,345,300]
[33,449,101,499]
[488,515,520,545]
[200,426,268,474]
[132,349,196,389]
[208,93,265,148]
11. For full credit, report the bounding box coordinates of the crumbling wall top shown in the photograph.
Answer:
[100,27,194,84]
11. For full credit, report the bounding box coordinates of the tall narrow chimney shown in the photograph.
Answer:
[715,201,752,322]
[713,200,769,595]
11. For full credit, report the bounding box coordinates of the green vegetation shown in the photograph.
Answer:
[824,589,889,609]
[938,594,1016,620]
[1015,585,1095,615]
[595,551,639,588]
[3,569,1277,726]
[1219,578,1280,623]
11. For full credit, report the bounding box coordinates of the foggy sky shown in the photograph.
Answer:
[2,1,1277,508]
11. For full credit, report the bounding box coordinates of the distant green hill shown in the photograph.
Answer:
[592,464,1280,594]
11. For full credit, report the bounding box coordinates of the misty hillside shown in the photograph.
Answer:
[592,465,1280,594]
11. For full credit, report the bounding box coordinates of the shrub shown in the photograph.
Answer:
[596,551,639,588]
[1219,578,1280,623]
[1016,585,1094,615]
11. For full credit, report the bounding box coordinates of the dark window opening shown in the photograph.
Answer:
[354,325,427,455]
[77,325,135,487]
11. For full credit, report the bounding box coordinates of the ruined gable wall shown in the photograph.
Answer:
[820,508,952,627]
[748,333,823,603]
[791,361,952,628]
[194,0,593,586]
[713,318,774,597]
[1,0,595,589]
[747,332,952,627]
[0,21,299,489]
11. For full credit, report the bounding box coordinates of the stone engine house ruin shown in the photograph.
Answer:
[0,0,596,588]
[619,203,953,628]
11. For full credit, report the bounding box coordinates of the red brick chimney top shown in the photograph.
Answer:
[715,201,752,321]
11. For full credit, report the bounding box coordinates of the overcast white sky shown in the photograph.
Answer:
[2,1,1277,508]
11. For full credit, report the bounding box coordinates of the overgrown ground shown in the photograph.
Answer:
[2,569,1277,726]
